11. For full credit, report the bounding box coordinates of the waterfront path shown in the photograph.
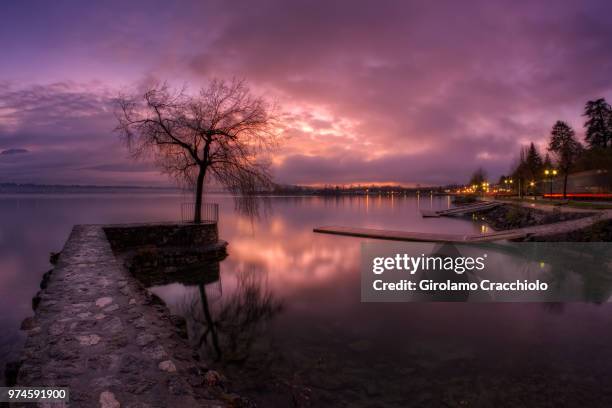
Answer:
[17,225,228,407]
[314,210,612,242]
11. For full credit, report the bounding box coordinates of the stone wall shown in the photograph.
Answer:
[126,242,227,286]
[104,222,226,288]
[104,222,218,251]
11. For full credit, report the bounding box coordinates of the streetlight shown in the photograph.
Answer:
[544,169,557,197]
[503,178,513,193]
[481,181,489,195]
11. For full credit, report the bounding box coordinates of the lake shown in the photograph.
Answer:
[1,192,612,406]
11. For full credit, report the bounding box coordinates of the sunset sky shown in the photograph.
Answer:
[1,0,611,186]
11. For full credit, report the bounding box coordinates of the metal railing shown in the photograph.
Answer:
[181,202,219,223]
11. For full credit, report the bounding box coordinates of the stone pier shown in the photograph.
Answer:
[16,224,235,407]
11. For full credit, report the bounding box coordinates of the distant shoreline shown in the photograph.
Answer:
[0,182,454,196]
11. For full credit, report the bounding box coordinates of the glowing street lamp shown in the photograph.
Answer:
[503,178,514,193]
[544,169,557,197]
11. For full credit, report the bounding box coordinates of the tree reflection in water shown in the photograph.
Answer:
[233,195,272,230]
[184,267,284,364]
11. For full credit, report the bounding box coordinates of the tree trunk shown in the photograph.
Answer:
[563,173,568,199]
[194,166,206,224]
[199,283,221,360]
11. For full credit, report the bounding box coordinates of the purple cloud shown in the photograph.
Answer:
[1,1,612,185]
[0,148,28,155]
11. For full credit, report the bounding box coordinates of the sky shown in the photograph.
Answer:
[1,0,612,187]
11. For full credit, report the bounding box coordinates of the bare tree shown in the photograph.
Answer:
[115,79,277,223]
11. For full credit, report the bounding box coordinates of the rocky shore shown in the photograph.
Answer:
[476,204,592,230]
[474,203,612,241]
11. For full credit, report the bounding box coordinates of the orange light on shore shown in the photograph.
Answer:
[543,193,612,198]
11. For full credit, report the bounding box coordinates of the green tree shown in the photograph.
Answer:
[583,98,612,148]
[548,121,582,198]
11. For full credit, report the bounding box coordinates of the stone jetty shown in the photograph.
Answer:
[16,224,237,407]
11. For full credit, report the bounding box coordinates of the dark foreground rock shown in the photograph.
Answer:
[4,361,20,386]
[16,225,234,407]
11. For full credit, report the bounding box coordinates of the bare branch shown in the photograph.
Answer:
[114,79,279,222]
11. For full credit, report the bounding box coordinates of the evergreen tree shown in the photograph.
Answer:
[548,121,582,198]
[583,98,612,148]
[510,147,529,196]
[525,142,543,181]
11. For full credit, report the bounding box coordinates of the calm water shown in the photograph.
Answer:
[2,192,612,406]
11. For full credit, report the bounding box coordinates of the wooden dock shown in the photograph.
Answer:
[313,226,528,242]
[421,201,502,218]
[314,211,612,242]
